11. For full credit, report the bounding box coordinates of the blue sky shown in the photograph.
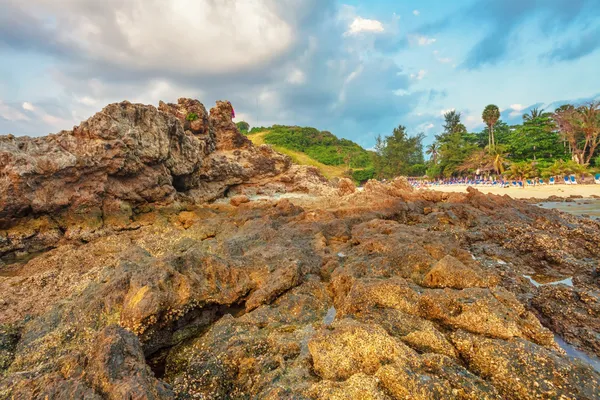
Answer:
[1,0,599,149]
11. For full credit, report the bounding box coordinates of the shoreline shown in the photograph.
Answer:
[420,184,600,201]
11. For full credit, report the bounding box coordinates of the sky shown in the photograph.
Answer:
[0,0,599,149]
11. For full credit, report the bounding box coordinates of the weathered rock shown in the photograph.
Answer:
[422,255,497,289]
[230,195,250,207]
[337,178,355,196]
[0,98,332,259]
[532,284,600,358]
[451,330,600,400]
[1,104,600,399]
[308,319,417,380]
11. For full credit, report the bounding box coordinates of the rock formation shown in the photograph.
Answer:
[0,98,334,259]
[1,99,599,399]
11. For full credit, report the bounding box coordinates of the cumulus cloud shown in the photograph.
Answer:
[547,25,600,62]
[287,69,306,85]
[413,10,420,16]
[0,0,419,146]
[346,17,385,35]
[440,108,455,116]
[414,0,600,69]
[0,101,29,122]
[409,35,436,46]
[22,102,35,111]
[410,70,426,80]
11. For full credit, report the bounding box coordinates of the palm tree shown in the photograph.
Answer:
[522,108,544,122]
[426,143,439,164]
[482,105,501,150]
[505,161,536,183]
[576,101,600,165]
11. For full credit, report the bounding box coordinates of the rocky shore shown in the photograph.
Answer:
[1,99,599,399]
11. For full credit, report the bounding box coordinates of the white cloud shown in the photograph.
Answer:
[346,17,384,35]
[42,114,67,126]
[508,104,525,117]
[437,57,452,63]
[0,102,29,122]
[287,69,306,85]
[413,10,420,16]
[14,1,296,75]
[76,97,97,106]
[22,102,35,111]
[410,69,427,80]
[410,35,436,46]
[440,108,455,116]
[464,115,483,129]
[425,123,434,129]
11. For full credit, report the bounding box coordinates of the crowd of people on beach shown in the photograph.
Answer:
[407,173,600,189]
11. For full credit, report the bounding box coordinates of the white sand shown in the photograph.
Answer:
[421,184,600,199]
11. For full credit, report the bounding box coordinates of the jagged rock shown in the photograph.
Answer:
[532,285,600,357]
[0,98,330,258]
[422,255,497,289]
[337,178,355,196]
[451,330,600,400]
[1,105,600,398]
[308,319,417,380]
[230,195,250,207]
[308,373,388,400]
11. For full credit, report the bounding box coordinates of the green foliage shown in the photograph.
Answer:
[236,121,250,133]
[374,125,425,178]
[430,112,478,178]
[482,105,500,127]
[540,160,591,178]
[505,113,567,162]
[261,125,372,168]
[504,161,538,180]
[186,112,199,122]
[352,168,375,183]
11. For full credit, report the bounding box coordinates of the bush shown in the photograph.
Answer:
[186,112,199,122]
[261,126,373,169]
[352,168,375,183]
[236,121,250,133]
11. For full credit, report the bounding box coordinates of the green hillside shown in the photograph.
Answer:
[244,125,375,182]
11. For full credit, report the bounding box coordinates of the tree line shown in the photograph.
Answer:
[373,101,600,180]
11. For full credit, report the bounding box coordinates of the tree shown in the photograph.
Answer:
[374,125,425,178]
[482,105,501,150]
[431,111,478,177]
[426,143,439,164]
[522,108,544,122]
[575,101,600,165]
[507,111,565,162]
[504,161,537,182]
[552,101,600,164]
[443,110,465,134]
[236,121,250,132]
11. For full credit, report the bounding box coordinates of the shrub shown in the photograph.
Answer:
[186,112,199,122]
[261,126,373,169]
[352,168,375,183]
[236,121,250,132]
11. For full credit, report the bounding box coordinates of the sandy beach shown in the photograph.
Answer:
[423,184,600,199]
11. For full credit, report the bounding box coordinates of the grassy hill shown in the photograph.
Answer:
[244,125,375,182]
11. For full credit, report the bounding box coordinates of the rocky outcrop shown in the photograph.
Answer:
[0,98,333,260]
[1,100,600,399]
[1,183,599,399]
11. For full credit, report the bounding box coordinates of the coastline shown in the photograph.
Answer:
[421,184,600,200]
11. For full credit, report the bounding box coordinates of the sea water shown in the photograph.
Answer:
[537,198,600,220]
